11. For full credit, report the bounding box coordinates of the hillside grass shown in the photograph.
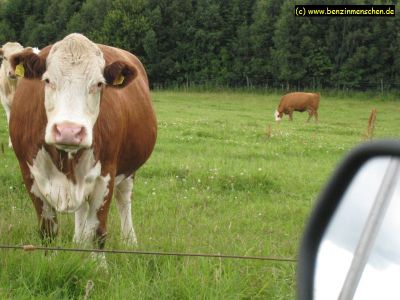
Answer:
[0,91,399,299]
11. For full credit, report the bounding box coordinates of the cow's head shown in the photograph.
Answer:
[11,33,137,152]
[274,110,283,122]
[0,42,24,80]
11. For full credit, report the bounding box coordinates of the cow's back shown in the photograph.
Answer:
[280,92,319,109]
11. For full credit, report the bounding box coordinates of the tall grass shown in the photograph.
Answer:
[0,91,399,298]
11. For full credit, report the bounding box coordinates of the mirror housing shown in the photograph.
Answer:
[297,140,400,300]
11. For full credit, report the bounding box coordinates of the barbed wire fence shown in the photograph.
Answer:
[0,190,298,263]
[0,243,297,263]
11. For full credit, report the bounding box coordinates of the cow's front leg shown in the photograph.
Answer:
[78,172,112,248]
[26,184,58,241]
[21,162,59,241]
[288,110,294,121]
[72,173,112,247]
[73,201,89,244]
[95,177,114,249]
[73,178,111,270]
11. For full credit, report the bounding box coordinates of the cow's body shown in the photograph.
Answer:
[274,92,320,122]
[10,34,157,247]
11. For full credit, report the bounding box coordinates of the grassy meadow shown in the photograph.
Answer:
[0,90,399,299]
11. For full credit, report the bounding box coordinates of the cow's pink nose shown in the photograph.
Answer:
[53,123,86,145]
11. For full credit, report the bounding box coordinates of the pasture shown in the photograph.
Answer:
[0,90,399,299]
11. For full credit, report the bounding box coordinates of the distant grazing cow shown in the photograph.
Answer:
[274,92,320,122]
[0,42,38,147]
[10,33,157,249]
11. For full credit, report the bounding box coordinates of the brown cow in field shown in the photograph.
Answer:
[0,42,39,147]
[10,33,157,249]
[274,92,320,122]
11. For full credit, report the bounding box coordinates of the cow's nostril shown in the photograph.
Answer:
[74,127,86,142]
[53,125,61,137]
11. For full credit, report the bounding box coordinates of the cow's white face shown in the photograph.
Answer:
[274,110,282,122]
[11,33,137,152]
[42,34,106,152]
[0,42,24,80]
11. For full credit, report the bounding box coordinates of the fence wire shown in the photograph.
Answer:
[0,244,297,263]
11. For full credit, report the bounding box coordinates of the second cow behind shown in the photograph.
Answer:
[274,92,320,122]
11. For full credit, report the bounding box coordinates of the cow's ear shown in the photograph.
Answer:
[104,61,137,88]
[10,49,46,79]
[0,48,3,58]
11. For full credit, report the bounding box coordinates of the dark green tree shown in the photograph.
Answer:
[66,0,111,41]
[249,0,282,86]
[144,0,196,85]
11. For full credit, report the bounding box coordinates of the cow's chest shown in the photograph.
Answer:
[28,148,110,213]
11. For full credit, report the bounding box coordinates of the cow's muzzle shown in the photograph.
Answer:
[52,122,87,148]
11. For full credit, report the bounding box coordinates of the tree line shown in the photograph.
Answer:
[0,0,399,91]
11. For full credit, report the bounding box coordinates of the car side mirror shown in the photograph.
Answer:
[298,140,400,300]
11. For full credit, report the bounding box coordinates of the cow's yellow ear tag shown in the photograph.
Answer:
[113,74,124,85]
[15,63,25,78]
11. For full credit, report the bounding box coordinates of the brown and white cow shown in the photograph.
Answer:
[0,42,38,147]
[274,92,320,122]
[10,33,157,248]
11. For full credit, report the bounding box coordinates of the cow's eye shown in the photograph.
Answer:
[43,78,56,90]
[89,82,103,94]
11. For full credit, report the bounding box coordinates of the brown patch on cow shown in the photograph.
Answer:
[103,60,137,88]
[10,79,47,161]
[43,145,87,183]
[10,50,47,79]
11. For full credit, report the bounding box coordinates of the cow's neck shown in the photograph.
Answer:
[44,145,86,183]
[29,146,108,214]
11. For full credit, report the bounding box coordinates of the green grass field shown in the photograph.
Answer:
[0,91,399,299]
